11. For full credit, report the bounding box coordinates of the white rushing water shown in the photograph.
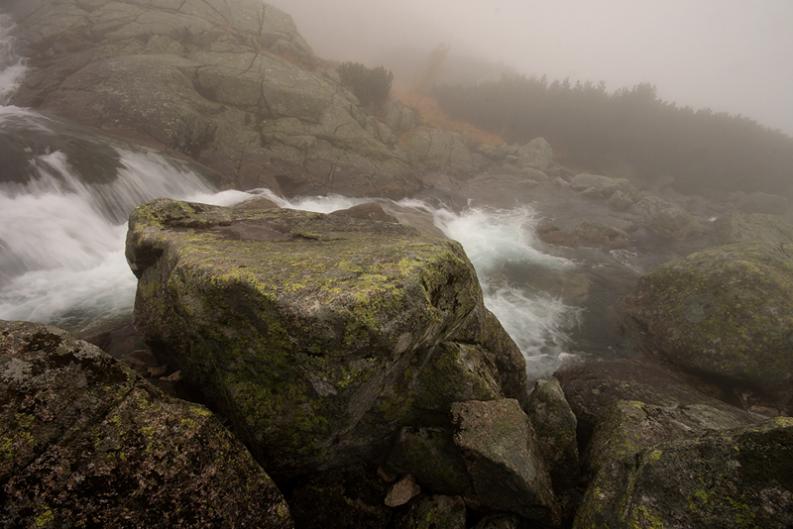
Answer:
[0,14,577,375]
[0,148,242,328]
[0,17,248,329]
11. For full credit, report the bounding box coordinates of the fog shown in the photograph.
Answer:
[270,0,793,135]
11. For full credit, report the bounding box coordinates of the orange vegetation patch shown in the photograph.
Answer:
[393,88,505,146]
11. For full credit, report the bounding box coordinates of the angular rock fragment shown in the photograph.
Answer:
[450,399,558,523]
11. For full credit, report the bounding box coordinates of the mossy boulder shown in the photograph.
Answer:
[125,199,528,477]
[625,242,793,391]
[450,399,558,523]
[0,320,292,529]
[574,416,793,529]
[558,358,791,529]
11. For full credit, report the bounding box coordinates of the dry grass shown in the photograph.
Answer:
[393,87,505,146]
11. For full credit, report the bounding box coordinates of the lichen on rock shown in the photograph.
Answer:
[625,241,793,394]
[125,199,528,478]
[0,320,292,529]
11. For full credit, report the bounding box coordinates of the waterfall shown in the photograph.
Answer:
[0,17,248,330]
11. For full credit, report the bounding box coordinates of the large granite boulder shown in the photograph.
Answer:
[625,242,793,395]
[630,194,705,239]
[557,358,761,443]
[509,138,554,171]
[558,358,793,529]
[0,320,292,529]
[574,416,793,529]
[125,199,528,477]
[7,0,418,197]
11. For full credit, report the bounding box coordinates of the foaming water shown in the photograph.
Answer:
[0,149,246,329]
[403,201,580,376]
[251,188,370,213]
[0,12,252,329]
[431,206,573,273]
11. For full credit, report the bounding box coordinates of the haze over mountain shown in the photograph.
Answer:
[271,0,793,135]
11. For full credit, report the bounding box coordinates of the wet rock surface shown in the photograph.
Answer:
[574,417,793,529]
[451,399,558,523]
[126,198,528,478]
[625,241,793,402]
[7,0,418,197]
[559,356,793,529]
[0,320,292,529]
[526,378,580,502]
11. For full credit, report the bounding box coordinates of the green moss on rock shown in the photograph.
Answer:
[126,199,527,477]
[626,241,793,390]
[574,403,793,529]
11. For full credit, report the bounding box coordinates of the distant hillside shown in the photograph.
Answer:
[435,75,793,197]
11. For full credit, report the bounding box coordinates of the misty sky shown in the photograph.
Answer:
[269,0,793,135]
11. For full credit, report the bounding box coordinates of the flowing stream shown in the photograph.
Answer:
[0,15,579,376]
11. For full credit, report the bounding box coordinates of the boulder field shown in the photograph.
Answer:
[3,0,793,526]
[120,198,793,528]
[4,197,793,527]
[123,198,568,525]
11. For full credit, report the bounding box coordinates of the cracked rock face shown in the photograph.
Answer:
[0,319,292,529]
[6,0,418,197]
[125,199,529,477]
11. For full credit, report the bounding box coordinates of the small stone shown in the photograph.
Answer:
[160,370,182,382]
[385,475,421,507]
